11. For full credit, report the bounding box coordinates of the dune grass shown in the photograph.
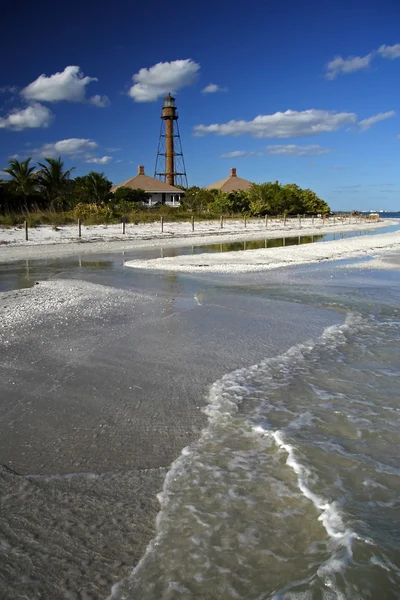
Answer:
[0,207,260,228]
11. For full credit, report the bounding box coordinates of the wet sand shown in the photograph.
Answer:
[1,274,341,599]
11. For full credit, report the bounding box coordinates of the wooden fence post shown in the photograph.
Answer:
[265,215,268,228]
[191,215,194,232]
[298,214,301,228]
[24,220,28,241]
[78,219,82,238]
[220,216,223,229]
[244,216,247,228]
[122,219,126,234]
[161,216,164,233]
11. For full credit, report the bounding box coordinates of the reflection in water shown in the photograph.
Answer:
[189,234,324,255]
[1,222,398,294]
[0,257,114,292]
[80,260,113,269]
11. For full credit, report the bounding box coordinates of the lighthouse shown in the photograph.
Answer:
[154,94,188,188]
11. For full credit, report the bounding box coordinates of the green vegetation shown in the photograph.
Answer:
[182,184,329,216]
[0,157,330,226]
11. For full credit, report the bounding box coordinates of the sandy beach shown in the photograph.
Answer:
[125,227,400,273]
[1,218,400,599]
[0,216,392,263]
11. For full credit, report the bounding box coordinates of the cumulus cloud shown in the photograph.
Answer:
[194,109,357,138]
[21,66,102,104]
[89,94,110,107]
[34,138,98,157]
[202,83,227,93]
[325,54,373,79]
[85,156,112,164]
[129,59,200,102]
[0,103,53,130]
[377,43,400,59]
[266,144,331,156]
[358,111,396,130]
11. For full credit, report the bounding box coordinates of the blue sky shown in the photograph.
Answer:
[0,0,399,211]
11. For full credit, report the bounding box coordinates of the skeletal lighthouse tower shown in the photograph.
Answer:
[154,93,188,188]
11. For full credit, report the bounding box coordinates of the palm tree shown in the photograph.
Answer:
[36,157,75,211]
[3,158,36,212]
[74,171,112,204]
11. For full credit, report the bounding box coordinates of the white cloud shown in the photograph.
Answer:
[377,43,400,59]
[105,147,120,152]
[358,111,396,130]
[0,86,18,94]
[325,42,400,80]
[0,170,10,178]
[220,151,247,158]
[89,94,110,107]
[325,53,373,79]
[202,83,227,93]
[0,103,53,130]
[129,59,200,102]
[266,144,331,156]
[21,66,99,103]
[85,155,112,164]
[194,109,357,138]
[219,150,262,158]
[34,138,98,157]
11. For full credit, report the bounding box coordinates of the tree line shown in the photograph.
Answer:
[0,157,330,217]
[180,184,329,216]
[0,157,114,214]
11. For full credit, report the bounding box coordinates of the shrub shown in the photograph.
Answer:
[73,203,115,223]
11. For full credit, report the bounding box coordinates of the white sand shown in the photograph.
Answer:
[0,280,154,346]
[125,228,400,274]
[0,217,393,263]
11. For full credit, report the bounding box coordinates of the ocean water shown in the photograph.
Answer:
[110,269,400,599]
[1,248,400,599]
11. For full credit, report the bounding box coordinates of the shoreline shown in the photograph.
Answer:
[0,217,393,263]
[1,223,399,599]
[124,226,400,273]
[0,275,343,599]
